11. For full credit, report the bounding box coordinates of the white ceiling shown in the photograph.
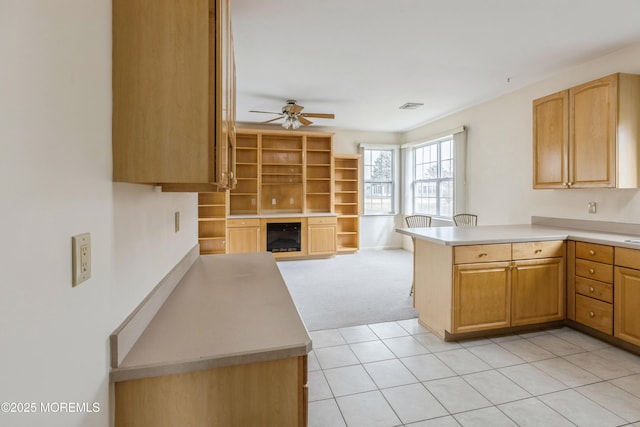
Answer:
[231,0,640,133]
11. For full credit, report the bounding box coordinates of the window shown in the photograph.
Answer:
[413,136,454,218]
[363,148,394,214]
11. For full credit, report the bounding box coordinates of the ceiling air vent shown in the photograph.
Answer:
[399,102,424,110]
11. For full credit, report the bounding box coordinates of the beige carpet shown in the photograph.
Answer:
[277,249,418,331]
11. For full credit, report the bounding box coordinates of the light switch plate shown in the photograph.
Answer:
[72,233,91,286]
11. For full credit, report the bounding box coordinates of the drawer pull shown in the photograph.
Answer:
[589,311,595,318]
[535,249,542,254]
[589,268,595,274]
[589,250,596,255]
[589,287,595,293]
[479,252,488,257]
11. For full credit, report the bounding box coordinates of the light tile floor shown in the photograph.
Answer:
[308,319,640,427]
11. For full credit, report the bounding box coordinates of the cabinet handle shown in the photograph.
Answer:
[589,268,595,274]
[589,287,595,293]
[589,250,595,255]
[535,249,542,254]
[589,311,595,318]
[479,252,488,257]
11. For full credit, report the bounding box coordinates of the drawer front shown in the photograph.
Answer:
[454,244,511,264]
[575,276,613,303]
[575,259,613,283]
[512,240,565,260]
[307,216,337,225]
[576,242,613,264]
[615,247,640,270]
[227,218,260,227]
[575,294,612,335]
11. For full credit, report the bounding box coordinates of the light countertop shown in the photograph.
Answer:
[110,253,312,382]
[396,223,640,249]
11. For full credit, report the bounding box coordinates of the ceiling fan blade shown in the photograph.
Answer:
[290,104,304,114]
[262,116,285,124]
[298,116,313,126]
[301,113,335,119]
[250,110,281,115]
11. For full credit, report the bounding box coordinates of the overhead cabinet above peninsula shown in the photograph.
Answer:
[112,0,236,190]
[533,73,640,189]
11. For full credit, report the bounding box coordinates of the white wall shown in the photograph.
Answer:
[405,42,640,226]
[0,2,197,426]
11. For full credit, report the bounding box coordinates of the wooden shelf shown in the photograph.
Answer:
[334,154,361,254]
[197,191,228,255]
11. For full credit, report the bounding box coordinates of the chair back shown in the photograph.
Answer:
[453,213,478,227]
[405,215,432,228]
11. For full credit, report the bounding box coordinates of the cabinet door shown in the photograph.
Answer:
[614,266,640,346]
[532,91,569,188]
[511,258,564,326]
[227,227,260,254]
[453,262,511,333]
[113,0,220,185]
[308,225,336,256]
[569,74,617,188]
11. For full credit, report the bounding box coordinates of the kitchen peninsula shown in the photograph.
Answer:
[110,252,311,427]
[397,218,640,354]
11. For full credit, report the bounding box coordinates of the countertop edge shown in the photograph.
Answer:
[110,340,312,383]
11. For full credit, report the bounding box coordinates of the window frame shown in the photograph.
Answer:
[362,147,398,216]
[412,136,455,220]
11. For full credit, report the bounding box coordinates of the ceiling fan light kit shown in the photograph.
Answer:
[249,99,335,129]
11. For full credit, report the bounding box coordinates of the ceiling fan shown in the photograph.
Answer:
[249,99,335,129]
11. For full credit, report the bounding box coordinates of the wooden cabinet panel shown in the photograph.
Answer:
[454,244,511,264]
[575,242,614,264]
[533,91,569,188]
[512,241,565,260]
[614,266,640,346]
[227,222,260,254]
[308,223,337,256]
[113,0,235,188]
[533,73,640,189]
[576,294,613,335]
[115,356,306,427]
[575,259,613,283]
[511,258,565,326]
[453,262,511,333]
[569,74,617,188]
[576,276,613,303]
[615,247,640,270]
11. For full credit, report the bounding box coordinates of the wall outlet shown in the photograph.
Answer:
[272,198,277,205]
[290,197,295,205]
[588,202,597,214]
[72,233,91,287]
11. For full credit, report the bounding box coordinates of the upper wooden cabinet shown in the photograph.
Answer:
[112,0,236,190]
[533,73,640,189]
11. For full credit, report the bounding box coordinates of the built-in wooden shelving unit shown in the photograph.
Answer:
[197,191,229,254]
[334,154,361,253]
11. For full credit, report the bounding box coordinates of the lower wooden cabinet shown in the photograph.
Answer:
[227,219,260,254]
[115,356,308,427]
[614,247,640,347]
[511,257,565,326]
[453,261,511,333]
[307,217,337,256]
[452,241,565,334]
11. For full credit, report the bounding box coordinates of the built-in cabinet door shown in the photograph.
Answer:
[227,219,260,254]
[533,91,569,188]
[453,262,511,333]
[511,258,565,326]
[308,224,336,256]
[569,74,617,188]
[614,266,640,346]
